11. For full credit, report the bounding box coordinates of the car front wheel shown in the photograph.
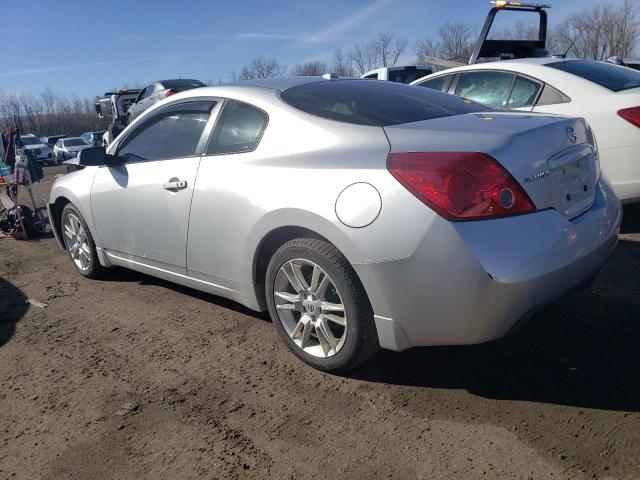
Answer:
[60,204,106,278]
[266,238,379,372]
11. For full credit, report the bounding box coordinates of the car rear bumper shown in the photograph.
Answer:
[354,178,622,352]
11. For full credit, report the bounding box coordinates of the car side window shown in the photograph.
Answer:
[455,71,514,108]
[55,140,62,147]
[507,76,541,108]
[207,101,268,155]
[118,106,212,162]
[146,85,155,98]
[416,74,454,92]
[535,84,569,106]
[137,88,148,103]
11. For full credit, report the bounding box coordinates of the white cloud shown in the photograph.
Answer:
[0,56,176,78]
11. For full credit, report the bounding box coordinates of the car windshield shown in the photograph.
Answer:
[20,137,41,145]
[546,59,640,92]
[281,79,486,126]
[65,139,86,147]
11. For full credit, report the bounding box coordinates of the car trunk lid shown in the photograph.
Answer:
[383,112,597,220]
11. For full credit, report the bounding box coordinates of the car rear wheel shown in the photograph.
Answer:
[60,204,106,279]
[266,238,379,372]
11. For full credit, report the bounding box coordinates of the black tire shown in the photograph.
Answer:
[60,203,107,279]
[31,207,50,236]
[265,238,379,372]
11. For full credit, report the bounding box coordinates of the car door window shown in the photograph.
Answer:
[416,74,454,92]
[145,85,155,98]
[455,71,514,108]
[508,76,541,108]
[118,106,212,162]
[207,101,267,155]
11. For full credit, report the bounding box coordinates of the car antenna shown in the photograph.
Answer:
[553,40,575,59]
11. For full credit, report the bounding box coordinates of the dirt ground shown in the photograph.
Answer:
[1,166,639,480]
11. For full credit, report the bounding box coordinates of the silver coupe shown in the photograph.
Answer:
[48,77,621,371]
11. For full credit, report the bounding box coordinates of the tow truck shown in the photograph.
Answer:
[94,88,141,121]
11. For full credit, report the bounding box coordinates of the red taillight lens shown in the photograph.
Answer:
[388,152,535,221]
[618,107,640,128]
[165,89,176,97]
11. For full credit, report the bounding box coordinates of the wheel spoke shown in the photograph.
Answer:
[282,261,305,293]
[309,266,322,293]
[323,313,347,327]
[315,317,338,355]
[314,274,331,297]
[275,291,301,311]
[64,224,74,239]
[321,301,344,313]
[290,261,310,292]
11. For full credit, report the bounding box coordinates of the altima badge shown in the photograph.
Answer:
[524,170,550,183]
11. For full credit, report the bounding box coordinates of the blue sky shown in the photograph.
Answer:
[0,0,621,98]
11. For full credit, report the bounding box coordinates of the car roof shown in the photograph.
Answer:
[225,76,331,91]
[411,58,613,96]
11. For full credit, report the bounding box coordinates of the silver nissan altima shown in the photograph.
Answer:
[48,77,621,372]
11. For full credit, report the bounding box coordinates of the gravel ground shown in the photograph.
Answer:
[1,166,639,480]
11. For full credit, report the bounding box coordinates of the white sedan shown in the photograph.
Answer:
[53,137,91,163]
[412,58,640,203]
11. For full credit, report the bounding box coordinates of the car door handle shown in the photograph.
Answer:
[163,179,187,190]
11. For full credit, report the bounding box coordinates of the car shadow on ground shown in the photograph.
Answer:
[0,277,28,348]
[103,267,272,322]
[350,238,640,413]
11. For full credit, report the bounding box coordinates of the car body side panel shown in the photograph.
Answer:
[186,90,437,310]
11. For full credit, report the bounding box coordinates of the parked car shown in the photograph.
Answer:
[361,66,433,83]
[19,134,55,165]
[41,134,67,149]
[53,137,91,162]
[126,79,205,124]
[412,58,640,203]
[81,131,105,147]
[48,78,620,372]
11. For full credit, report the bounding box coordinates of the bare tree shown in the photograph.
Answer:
[437,21,476,61]
[238,58,284,80]
[332,48,355,76]
[414,35,441,63]
[371,32,408,67]
[349,42,379,75]
[289,60,328,76]
[0,88,108,136]
[556,0,639,59]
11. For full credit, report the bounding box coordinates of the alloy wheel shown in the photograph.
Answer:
[63,213,91,271]
[273,259,347,358]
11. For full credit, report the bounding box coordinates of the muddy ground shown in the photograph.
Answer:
[1,166,639,480]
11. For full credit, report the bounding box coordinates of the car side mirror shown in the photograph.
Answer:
[77,146,106,166]
[77,147,124,167]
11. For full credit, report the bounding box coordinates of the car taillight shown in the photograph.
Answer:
[388,152,535,221]
[617,107,640,128]
[165,89,176,97]
[585,124,600,179]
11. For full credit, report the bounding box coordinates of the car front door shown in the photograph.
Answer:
[91,100,219,274]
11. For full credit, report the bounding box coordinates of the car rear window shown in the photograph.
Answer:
[281,79,486,126]
[162,79,205,90]
[546,60,640,92]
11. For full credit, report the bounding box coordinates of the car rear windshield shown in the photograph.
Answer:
[162,79,204,90]
[20,137,41,145]
[65,139,86,147]
[281,79,486,126]
[546,60,640,92]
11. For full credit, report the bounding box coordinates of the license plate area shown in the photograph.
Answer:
[547,144,596,219]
